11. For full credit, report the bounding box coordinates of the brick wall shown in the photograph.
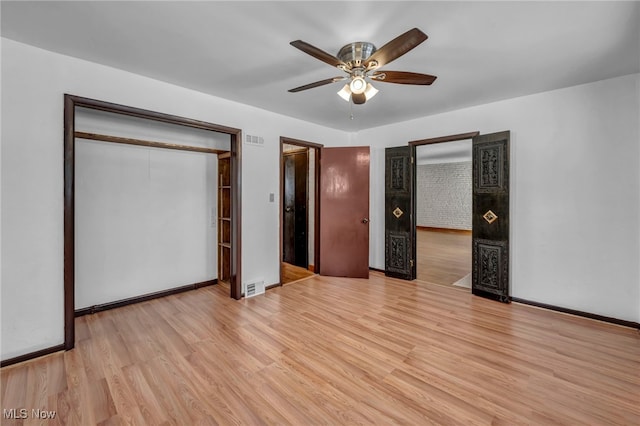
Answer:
[416,161,471,230]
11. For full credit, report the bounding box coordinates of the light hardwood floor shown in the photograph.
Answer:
[417,228,472,286]
[281,262,315,285]
[2,273,639,425]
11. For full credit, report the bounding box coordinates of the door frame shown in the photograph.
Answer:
[64,94,243,351]
[282,148,309,268]
[279,137,323,284]
[408,131,479,284]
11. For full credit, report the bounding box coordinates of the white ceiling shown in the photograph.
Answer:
[2,1,639,132]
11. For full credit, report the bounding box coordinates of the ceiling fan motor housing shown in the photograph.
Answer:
[337,42,377,69]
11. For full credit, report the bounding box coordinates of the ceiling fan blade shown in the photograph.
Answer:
[290,40,348,69]
[365,28,428,68]
[288,76,346,93]
[351,92,366,104]
[371,71,437,85]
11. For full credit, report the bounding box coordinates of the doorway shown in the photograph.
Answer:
[283,148,308,268]
[414,140,473,288]
[280,137,322,285]
[405,130,511,303]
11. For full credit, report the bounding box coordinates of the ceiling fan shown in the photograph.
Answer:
[288,28,437,105]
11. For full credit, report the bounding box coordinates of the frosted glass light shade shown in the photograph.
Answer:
[337,84,351,102]
[349,77,367,94]
[364,83,378,100]
[337,81,378,102]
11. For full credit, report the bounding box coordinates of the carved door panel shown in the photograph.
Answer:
[472,131,510,302]
[319,146,370,278]
[384,146,415,280]
[283,150,308,268]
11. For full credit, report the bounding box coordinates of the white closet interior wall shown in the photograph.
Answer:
[74,107,230,309]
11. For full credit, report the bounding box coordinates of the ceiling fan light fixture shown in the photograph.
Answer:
[338,81,377,103]
[364,83,378,100]
[349,76,367,95]
[289,28,436,105]
[337,84,352,102]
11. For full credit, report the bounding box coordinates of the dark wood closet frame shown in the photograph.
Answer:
[279,137,323,285]
[64,94,243,351]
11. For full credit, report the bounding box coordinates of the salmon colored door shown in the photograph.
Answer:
[319,146,370,278]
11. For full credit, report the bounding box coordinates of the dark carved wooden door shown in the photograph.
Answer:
[384,146,415,280]
[283,150,308,268]
[472,131,510,302]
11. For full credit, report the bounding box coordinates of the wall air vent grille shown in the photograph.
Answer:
[245,135,265,147]
[245,280,265,298]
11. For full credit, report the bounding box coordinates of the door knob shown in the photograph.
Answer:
[362,218,369,224]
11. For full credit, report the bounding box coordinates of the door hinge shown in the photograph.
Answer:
[410,259,414,267]
[410,156,414,164]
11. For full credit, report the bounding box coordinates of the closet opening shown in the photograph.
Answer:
[64,94,242,350]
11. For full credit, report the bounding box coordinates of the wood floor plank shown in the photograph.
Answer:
[138,356,199,424]
[383,367,494,426]
[62,348,98,425]
[1,365,27,415]
[183,351,247,425]
[88,378,118,425]
[399,361,533,425]
[2,274,639,425]
[281,261,315,284]
[257,363,347,424]
[416,228,471,285]
[121,363,169,425]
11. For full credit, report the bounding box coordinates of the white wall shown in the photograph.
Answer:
[76,106,232,150]
[361,73,640,323]
[1,38,350,360]
[75,143,218,309]
[75,108,230,309]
